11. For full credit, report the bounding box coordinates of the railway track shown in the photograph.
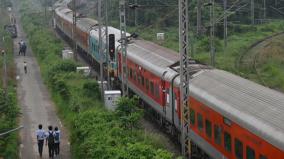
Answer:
[237,32,284,86]
[252,46,267,86]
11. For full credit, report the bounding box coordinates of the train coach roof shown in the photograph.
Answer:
[55,7,98,32]
[55,7,73,23]
[77,18,98,32]
[127,40,179,77]
[189,69,284,151]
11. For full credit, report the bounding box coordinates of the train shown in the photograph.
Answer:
[54,5,284,159]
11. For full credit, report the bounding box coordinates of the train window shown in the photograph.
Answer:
[141,76,145,86]
[155,84,159,98]
[246,146,255,159]
[224,131,232,152]
[205,120,212,138]
[137,74,141,84]
[146,79,149,90]
[150,82,154,94]
[234,138,243,159]
[129,68,133,78]
[197,113,203,131]
[133,71,136,81]
[259,155,267,159]
[214,125,221,145]
[190,109,195,125]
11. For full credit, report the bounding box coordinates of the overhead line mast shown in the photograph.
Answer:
[119,0,128,96]
[98,0,109,98]
[72,0,77,61]
[179,0,191,158]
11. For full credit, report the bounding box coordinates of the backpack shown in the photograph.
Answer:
[22,43,26,50]
[48,131,55,144]
[54,132,60,142]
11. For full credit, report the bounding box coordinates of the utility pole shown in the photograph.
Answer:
[119,0,128,96]
[251,0,255,25]
[2,37,7,96]
[72,0,77,61]
[44,0,47,23]
[263,0,266,21]
[179,0,190,158]
[197,0,202,35]
[52,0,56,28]
[224,0,227,48]
[105,1,110,90]
[210,0,215,66]
[98,0,109,99]
[135,0,138,26]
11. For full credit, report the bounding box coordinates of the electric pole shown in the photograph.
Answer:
[119,0,128,96]
[263,0,266,21]
[72,0,77,61]
[98,0,109,99]
[179,0,191,158]
[224,0,227,48]
[210,0,215,66]
[197,0,202,35]
[2,37,7,96]
[251,0,255,25]
[135,0,138,26]
[44,0,47,23]
[105,1,110,90]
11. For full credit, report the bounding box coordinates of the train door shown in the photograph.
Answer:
[165,85,172,121]
[173,91,180,128]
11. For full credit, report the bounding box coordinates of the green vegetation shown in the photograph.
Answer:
[0,89,19,158]
[20,0,174,158]
[0,4,19,159]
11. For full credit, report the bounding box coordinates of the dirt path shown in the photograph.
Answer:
[12,2,71,159]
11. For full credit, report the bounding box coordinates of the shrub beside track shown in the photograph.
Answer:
[0,5,19,158]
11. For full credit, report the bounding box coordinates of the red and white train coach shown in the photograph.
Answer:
[54,5,284,159]
[118,39,284,159]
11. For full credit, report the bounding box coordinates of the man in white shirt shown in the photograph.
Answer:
[54,126,60,156]
[36,124,45,157]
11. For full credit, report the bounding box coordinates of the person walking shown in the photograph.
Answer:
[24,61,27,74]
[36,124,45,158]
[54,127,60,156]
[18,40,24,55]
[22,42,27,56]
[46,125,55,158]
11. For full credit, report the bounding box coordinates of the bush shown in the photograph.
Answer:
[54,79,70,100]
[0,89,19,158]
[72,106,172,159]
[82,81,100,99]
[231,24,257,34]
[47,60,77,81]
[115,96,143,130]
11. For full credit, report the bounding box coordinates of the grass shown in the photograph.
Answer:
[0,7,19,159]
